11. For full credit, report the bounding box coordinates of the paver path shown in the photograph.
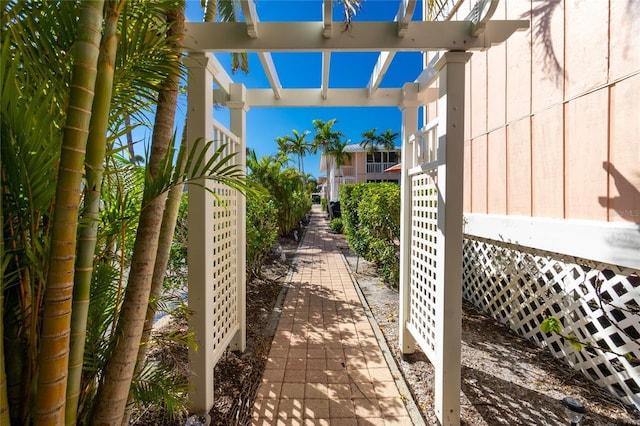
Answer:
[251,206,413,425]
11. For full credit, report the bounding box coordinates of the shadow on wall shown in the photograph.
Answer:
[523,0,639,87]
[599,161,640,223]
[522,0,563,86]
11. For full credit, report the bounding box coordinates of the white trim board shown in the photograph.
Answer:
[464,214,640,270]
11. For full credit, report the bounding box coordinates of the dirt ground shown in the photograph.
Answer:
[339,241,640,426]
[147,219,640,425]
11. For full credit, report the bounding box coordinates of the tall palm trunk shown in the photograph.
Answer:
[91,3,185,424]
[1,174,9,426]
[66,2,123,425]
[34,2,104,424]
[121,121,188,426]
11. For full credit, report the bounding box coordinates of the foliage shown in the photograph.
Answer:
[321,198,328,213]
[360,128,399,152]
[166,193,188,291]
[340,183,401,287]
[246,193,279,278]
[329,218,344,234]
[246,149,310,237]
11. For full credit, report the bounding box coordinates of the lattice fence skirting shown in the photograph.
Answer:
[462,236,640,409]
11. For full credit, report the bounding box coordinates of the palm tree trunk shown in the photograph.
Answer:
[34,2,104,424]
[120,121,187,426]
[91,3,184,424]
[1,172,9,426]
[65,2,122,425]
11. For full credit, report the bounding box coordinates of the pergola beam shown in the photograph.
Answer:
[366,0,416,96]
[184,20,529,52]
[322,52,331,100]
[239,0,283,100]
[367,51,395,95]
[192,53,233,95]
[258,53,283,100]
[213,87,437,107]
[396,0,417,36]
[240,0,259,38]
[323,0,333,38]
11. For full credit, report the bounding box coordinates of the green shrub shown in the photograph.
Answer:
[329,217,344,233]
[246,193,279,278]
[320,197,328,213]
[339,183,401,287]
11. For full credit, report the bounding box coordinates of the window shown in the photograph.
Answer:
[367,151,398,163]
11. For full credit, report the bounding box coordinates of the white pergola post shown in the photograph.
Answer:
[398,82,419,355]
[185,53,216,414]
[433,51,472,425]
[228,83,248,352]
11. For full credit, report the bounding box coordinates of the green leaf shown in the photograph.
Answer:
[566,335,583,352]
[540,316,562,334]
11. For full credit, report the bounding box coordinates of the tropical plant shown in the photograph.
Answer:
[247,149,310,237]
[312,118,344,203]
[326,138,352,170]
[330,218,344,234]
[2,1,247,424]
[246,193,279,278]
[281,129,312,177]
[360,127,399,152]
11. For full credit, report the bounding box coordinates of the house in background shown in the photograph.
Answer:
[319,143,401,201]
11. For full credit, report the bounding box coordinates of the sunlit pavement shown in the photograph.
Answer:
[250,205,414,425]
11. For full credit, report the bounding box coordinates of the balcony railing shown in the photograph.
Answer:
[336,166,354,177]
[366,162,397,174]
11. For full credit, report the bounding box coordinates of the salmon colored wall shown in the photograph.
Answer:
[459,0,640,223]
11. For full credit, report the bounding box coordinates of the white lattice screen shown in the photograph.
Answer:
[408,171,439,360]
[406,121,441,361]
[210,124,240,363]
[463,236,640,409]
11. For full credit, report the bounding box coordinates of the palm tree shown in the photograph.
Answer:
[282,129,312,177]
[360,128,399,152]
[91,3,186,423]
[35,2,105,423]
[360,128,379,152]
[312,119,343,202]
[377,129,399,150]
[65,3,125,423]
[275,136,293,167]
[326,139,352,170]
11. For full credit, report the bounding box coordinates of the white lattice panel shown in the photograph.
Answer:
[408,170,439,360]
[211,126,240,362]
[463,237,640,409]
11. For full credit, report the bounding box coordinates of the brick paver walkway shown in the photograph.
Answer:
[251,206,413,425]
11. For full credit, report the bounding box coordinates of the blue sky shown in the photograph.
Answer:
[181,0,425,178]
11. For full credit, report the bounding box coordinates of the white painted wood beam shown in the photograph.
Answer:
[415,51,441,93]
[184,20,529,52]
[321,52,330,100]
[240,0,259,38]
[396,0,417,37]
[258,52,282,100]
[214,88,414,107]
[367,50,395,96]
[239,0,282,100]
[193,53,233,94]
[323,0,333,38]
[366,0,415,97]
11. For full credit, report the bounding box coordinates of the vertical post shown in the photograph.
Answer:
[433,51,472,426]
[398,82,420,355]
[185,53,215,413]
[228,83,248,352]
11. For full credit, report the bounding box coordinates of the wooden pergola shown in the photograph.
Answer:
[183,1,527,424]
